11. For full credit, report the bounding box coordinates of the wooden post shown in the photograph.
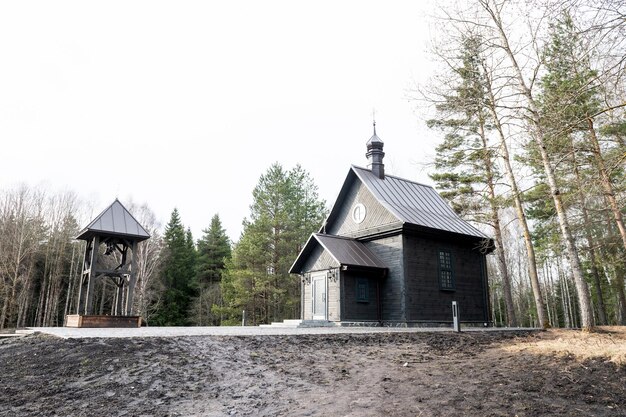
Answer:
[125,241,138,316]
[115,278,124,315]
[85,236,100,315]
[76,239,92,314]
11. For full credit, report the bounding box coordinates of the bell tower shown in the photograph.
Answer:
[67,199,150,327]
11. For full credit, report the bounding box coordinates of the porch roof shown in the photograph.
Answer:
[290,233,387,274]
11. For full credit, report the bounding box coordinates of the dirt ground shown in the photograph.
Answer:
[1,328,625,417]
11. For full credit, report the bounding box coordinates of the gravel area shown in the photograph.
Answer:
[24,325,535,339]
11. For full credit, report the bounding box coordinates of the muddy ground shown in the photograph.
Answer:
[1,328,625,416]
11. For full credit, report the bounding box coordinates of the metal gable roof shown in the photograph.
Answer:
[315,234,387,269]
[289,233,387,274]
[76,199,151,241]
[351,165,488,239]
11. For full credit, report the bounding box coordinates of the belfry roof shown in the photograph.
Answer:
[76,199,150,242]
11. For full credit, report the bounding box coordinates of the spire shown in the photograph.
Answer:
[366,121,385,179]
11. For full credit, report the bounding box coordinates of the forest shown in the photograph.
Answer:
[0,164,326,328]
[418,0,625,331]
[0,0,624,331]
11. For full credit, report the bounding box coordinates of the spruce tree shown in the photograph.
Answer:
[189,214,231,326]
[196,214,231,286]
[152,208,196,326]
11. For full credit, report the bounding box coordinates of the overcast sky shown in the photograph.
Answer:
[1,0,441,242]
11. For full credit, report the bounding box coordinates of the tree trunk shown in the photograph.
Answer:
[601,218,626,325]
[478,119,517,327]
[482,0,594,330]
[607,262,626,325]
[35,246,51,327]
[587,118,626,251]
[16,277,31,328]
[483,69,547,328]
[545,259,559,328]
[0,289,9,329]
[542,265,552,326]
[2,238,25,329]
[570,140,608,325]
[560,272,570,328]
[43,273,54,327]
[536,134,593,330]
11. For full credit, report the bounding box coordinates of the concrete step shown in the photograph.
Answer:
[282,319,304,325]
[267,322,300,328]
[298,320,336,328]
[0,329,37,337]
[259,319,336,328]
[258,322,299,328]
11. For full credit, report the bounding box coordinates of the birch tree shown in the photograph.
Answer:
[472,0,594,330]
[127,202,164,323]
[0,187,44,329]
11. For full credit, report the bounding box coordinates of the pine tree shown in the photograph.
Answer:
[428,34,518,327]
[474,0,595,330]
[537,11,626,325]
[219,163,326,325]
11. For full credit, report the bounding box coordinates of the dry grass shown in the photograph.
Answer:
[502,326,626,365]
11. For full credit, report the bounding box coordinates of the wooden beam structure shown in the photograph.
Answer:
[69,199,150,327]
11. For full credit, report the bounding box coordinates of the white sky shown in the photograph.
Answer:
[0,0,442,242]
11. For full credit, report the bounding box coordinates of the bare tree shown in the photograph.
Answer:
[471,0,594,330]
[481,55,548,328]
[420,5,547,328]
[127,201,164,322]
[0,186,45,329]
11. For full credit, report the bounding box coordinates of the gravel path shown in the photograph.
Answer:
[25,325,535,339]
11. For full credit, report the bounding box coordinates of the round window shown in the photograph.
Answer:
[352,203,366,224]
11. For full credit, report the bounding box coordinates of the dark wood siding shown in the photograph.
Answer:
[341,271,379,321]
[365,235,405,321]
[298,171,491,324]
[327,179,400,237]
[403,234,489,322]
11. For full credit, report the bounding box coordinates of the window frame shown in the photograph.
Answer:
[437,249,455,291]
[356,277,369,303]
